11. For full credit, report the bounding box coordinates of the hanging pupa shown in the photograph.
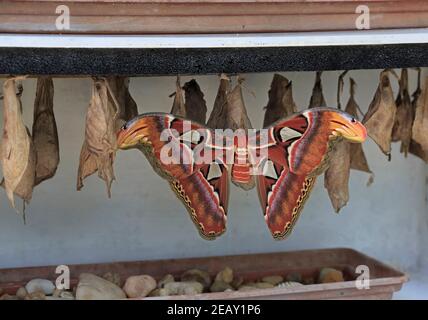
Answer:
[32,77,60,186]
[170,76,207,124]
[346,78,374,185]
[262,73,297,128]
[408,69,426,161]
[362,70,397,159]
[108,76,138,131]
[77,78,119,197]
[207,74,231,128]
[325,76,374,213]
[308,71,327,108]
[324,138,351,213]
[324,72,350,213]
[391,69,413,157]
[412,73,428,155]
[1,76,36,210]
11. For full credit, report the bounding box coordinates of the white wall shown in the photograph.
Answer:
[0,70,427,272]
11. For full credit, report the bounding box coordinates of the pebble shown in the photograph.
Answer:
[318,268,344,284]
[16,287,28,299]
[25,291,46,300]
[45,296,67,300]
[0,294,18,300]
[164,281,203,295]
[25,278,55,295]
[60,291,75,300]
[238,285,257,292]
[231,275,244,289]
[123,275,157,298]
[261,275,284,286]
[158,274,175,288]
[103,272,121,287]
[76,273,127,300]
[277,281,304,288]
[52,288,62,297]
[148,288,170,297]
[210,281,233,293]
[215,267,233,284]
[254,282,275,289]
[181,269,211,290]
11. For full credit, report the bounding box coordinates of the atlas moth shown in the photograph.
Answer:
[117,108,367,240]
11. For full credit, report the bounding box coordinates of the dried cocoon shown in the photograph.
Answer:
[362,70,397,158]
[262,73,297,128]
[77,78,119,197]
[391,69,413,157]
[170,77,207,124]
[1,77,36,210]
[412,75,428,155]
[32,77,59,186]
[308,71,327,109]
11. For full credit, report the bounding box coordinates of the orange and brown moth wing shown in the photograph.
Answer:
[257,159,315,240]
[170,160,229,240]
[255,109,341,240]
[118,113,229,239]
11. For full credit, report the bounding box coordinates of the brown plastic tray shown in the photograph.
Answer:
[0,248,408,300]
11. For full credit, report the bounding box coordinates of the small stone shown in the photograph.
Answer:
[231,275,244,289]
[16,287,28,299]
[318,268,344,284]
[76,273,126,300]
[59,291,75,300]
[224,288,234,292]
[52,288,62,298]
[25,290,46,300]
[238,286,257,292]
[102,272,121,287]
[286,272,302,283]
[261,275,284,286]
[181,269,211,290]
[277,281,303,288]
[254,282,275,289]
[123,275,157,298]
[158,274,175,288]
[215,267,233,284]
[164,281,203,295]
[0,294,18,300]
[210,281,233,293]
[25,278,55,295]
[148,288,170,297]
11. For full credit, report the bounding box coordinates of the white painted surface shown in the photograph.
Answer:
[1,29,428,49]
[0,71,426,288]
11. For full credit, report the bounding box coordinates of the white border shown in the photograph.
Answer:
[1,29,428,49]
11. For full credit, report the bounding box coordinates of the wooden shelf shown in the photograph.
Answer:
[1,0,428,34]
